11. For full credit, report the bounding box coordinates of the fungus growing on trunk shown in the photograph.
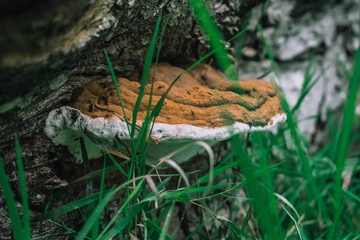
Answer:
[44,63,286,165]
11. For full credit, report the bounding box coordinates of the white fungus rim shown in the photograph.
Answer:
[45,106,287,144]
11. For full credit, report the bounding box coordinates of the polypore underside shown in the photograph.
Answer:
[45,63,285,166]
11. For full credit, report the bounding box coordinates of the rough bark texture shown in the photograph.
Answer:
[0,0,264,238]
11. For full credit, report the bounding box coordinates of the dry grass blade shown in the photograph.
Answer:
[274,193,300,220]
[145,175,161,208]
[164,159,190,188]
[194,141,214,197]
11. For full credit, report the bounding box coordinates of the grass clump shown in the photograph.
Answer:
[0,137,31,240]
[1,1,360,239]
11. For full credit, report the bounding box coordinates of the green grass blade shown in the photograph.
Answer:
[258,23,328,222]
[184,217,213,240]
[32,190,110,222]
[136,15,169,176]
[103,49,137,189]
[97,178,145,238]
[77,187,114,240]
[255,132,282,237]
[235,13,250,62]
[193,163,283,202]
[145,179,171,238]
[72,164,126,184]
[131,13,162,139]
[99,157,107,201]
[0,157,25,240]
[100,203,146,240]
[105,149,128,177]
[346,189,360,203]
[218,218,244,240]
[141,15,170,142]
[228,132,283,239]
[46,219,77,235]
[292,61,330,115]
[191,200,245,239]
[240,206,251,236]
[155,16,169,64]
[188,0,237,80]
[328,37,360,239]
[258,24,280,81]
[103,48,137,186]
[32,233,76,239]
[91,156,107,239]
[146,219,172,240]
[175,184,228,198]
[195,149,279,186]
[236,146,281,239]
[159,200,176,240]
[279,202,307,240]
[15,136,31,239]
[291,57,316,114]
[104,47,136,201]
[336,58,352,80]
[103,49,132,142]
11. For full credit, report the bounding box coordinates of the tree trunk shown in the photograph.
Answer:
[0,0,263,238]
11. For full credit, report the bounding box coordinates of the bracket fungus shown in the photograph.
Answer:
[44,63,286,166]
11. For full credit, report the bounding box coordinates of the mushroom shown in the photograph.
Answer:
[44,63,286,165]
